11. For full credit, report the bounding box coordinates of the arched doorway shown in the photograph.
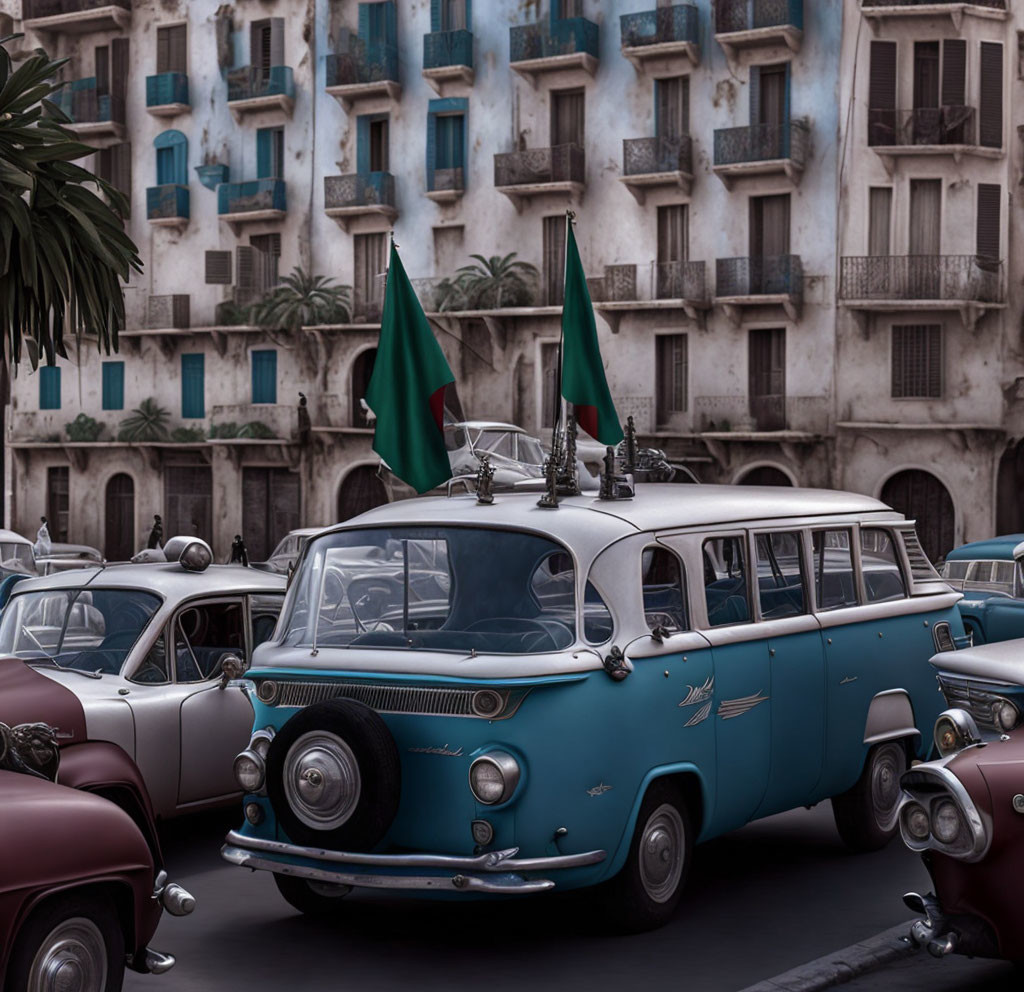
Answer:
[337,466,388,522]
[881,470,955,564]
[105,473,135,561]
[996,441,1024,535]
[737,466,794,487]
[351,349,376,427]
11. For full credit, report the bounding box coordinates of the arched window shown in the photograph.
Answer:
[154,130,188,186]
[881,470,955,564]
[105,473,135,561]
[337,466,387,522]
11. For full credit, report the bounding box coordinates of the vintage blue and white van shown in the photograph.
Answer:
[222,485,965,930]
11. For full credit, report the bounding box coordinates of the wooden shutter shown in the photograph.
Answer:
[657,204,687,264]
[941,39,966,107]
[180,354,205,418]
[236,246,258,289]
[868,188,892,256]
[430,0,441,31]
[95,45,109,95]
[46,467,70,544]
[110,38,128,102]
[102,361,125,410]
[551,89,584,148]
[156,27,170,74]
[156,24,187,74]
[980,41,1004,148]
[976,183,1001,262]
[868,41,897,145]
[256,127,273,178]
[749,64,760,123]
[892,325,942,399]
[251,350,277,404]
[39,366,61,410]
[542,215,566,306]
[656,334,687,424]
[270,18,285,66]
[655,76,688,139]
[749,329,786,430]
[205,251,232,284]
[913,41,939,108]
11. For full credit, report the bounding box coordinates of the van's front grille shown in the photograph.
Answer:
[936,673,1005,732]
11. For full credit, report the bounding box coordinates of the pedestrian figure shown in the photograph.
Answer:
[146,514,163,550]
[297,393,311,447]
[33,516,51,557]
[229,535,249,567]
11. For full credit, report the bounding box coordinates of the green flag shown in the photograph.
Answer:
[560,221,623,446]
[366,241,455,494]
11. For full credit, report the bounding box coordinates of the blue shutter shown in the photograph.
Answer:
[430,0,440,32]
[784,62,792,120]
[426,112,437,188]
[181,353,205,419]
[465,0,472,30]
[102,361,124,410]
[356,115,371,174]
[39,366,61,410]
[156,146,173,185]
[154,130,187,185]
[358,2,370,42]
[256,128,273,179]
[383,1,397,45]
[251,350,277,404]
[173,137,187,185]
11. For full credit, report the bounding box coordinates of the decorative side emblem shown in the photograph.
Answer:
[679,677,714,709]
[839,676,858,685]
[717,691,770,721]
[407,744,464,757]
[587,782,613,797]
[684,701,713,728]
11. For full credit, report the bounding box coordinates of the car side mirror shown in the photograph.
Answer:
[218,654,246,690]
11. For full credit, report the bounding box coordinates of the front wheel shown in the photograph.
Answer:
[832,740,907,852]
[593,779,692,933]
[274,873,352,916]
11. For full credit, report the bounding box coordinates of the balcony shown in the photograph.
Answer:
[426,166,465,203]
[868,108,1000,168]
[509,17,599,87]
[22,0,130,33]
[145,72,189,117]
[589,261,709,332]
[323,173,397,231]
[422,29,474,94]
[325,44,400,111]
[620,135,694,202]
[712,120,808,188]
[713,0,802,67]
[839,255,1005,331]
[620,5,701,72]
[217,179,286,231]
[494,144,584,212]
[226,66,294,120]
[146,184,189,228]
[715,255,803,322]
[52,79,125,139]
[859,1,1006,30]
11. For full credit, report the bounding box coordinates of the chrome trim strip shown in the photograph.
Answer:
[897,762,990,863]
[222,847,556,894]
[223,830,606,872]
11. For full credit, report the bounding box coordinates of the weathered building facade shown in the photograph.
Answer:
[0,0,1016,564]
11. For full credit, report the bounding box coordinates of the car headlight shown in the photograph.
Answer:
[992,697,1020,733]
[233,749,265,793]
[469,751,520,806]
[932,799,962,845]
[933,709,981,758]
[903,802,930,841]
[250,728,275,759]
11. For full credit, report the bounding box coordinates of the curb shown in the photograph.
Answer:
[736,921,919,992]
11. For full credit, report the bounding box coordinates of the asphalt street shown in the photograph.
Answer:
[124,800,1013,992]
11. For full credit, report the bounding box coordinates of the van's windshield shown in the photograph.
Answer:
[282,526,577,654]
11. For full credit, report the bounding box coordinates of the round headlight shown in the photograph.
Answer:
[903,802,930,841]
[932,799,962,845]
[468,751,520,806]
[256,681,279,705]
[471,689,503,718]
[934,717,963,758]
[233,749,265,793]
[993,698,1020,733]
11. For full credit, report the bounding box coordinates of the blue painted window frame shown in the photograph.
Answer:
[426,97,468,190]
[39,366,61,410]
[181,353,205,419]
[154,129,188,185]
[102,361,125,410]
[251,349,277,404]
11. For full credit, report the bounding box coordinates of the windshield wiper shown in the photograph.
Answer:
[27,658,102,680]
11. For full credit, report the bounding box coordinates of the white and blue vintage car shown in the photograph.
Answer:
[223,485,964,930]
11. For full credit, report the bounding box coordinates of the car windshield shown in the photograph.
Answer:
[283,526,577,654]
[0,542,34,572]
[516,435,545,465]
[0,588,162,673]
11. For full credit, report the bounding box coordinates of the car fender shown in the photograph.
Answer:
[956,602,989,645]
[863,689,920,748]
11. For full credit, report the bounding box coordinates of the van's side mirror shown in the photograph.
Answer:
[218,654,246,690]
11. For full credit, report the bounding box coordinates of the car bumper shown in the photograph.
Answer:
[905,891,1001,959]
[222,829,606,895]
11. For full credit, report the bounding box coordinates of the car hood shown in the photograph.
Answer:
[0,656,87,743]
[930,640,1024,684]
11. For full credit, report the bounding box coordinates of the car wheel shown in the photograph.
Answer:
[593,779,692,933]
[273,873,353,916]
[832,740,907,852]
[6,892,125,992]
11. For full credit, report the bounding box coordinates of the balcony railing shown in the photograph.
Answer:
[423,29,473,70]
[146,184,189,222]
[218,179,286,216]
[428,167,464,194]
[623,135,693,176]
[53,79,125,127]
[861,0,1003,7]
[656,261,707,300]
[227,65,294,103]
[510,17,599,62]
[717,255,803,298]
[146,71,189,109]
[588,261,707,304]
[714,0,803,33]
[494,144,585,187]
[839,256,1004,303]
[23,0,129,18]
[868,107,978,148]
[620,5,699,48]
[714,120,808,167]
[324,172,396,211]
[326,45,399,87]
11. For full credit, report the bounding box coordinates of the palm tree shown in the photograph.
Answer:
[455,253,539,310]
[118,399,170,443]
[250,267,352,332]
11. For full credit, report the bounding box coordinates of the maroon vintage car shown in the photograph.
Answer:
[899,713,1024,962]
[0,722,194,991]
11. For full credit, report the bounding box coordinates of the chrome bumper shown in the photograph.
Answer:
[222,829,606,895]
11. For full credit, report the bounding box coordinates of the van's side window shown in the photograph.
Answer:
[703,536,751,627]
[583,581,614,644]
[641,547,688,632]
[812,530,858,611]
[754,532,806,618]
[860,528,907,603]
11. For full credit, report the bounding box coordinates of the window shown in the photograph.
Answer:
[542,215,567,306]
[180,353,205,418]
[250,18,284,77]
[540,341,560,429]
[248,234,280,288]
[133,633,170,685]
[892,324,942,399]
[964,560,1020,597]
[977,184,1001,264]
[438,0,468,31]
[750,194,790,259]
[351,349,377,426]
[154,130,187,186]
[39,366,60,410]
[657,204,688,299]
[980,41,1004,149]
[868,40,897,145]
[102,361,124,410]
[96,142,132,204]
[868,188,892,256]
[46,467,69,544]
[205,250,232,285]
[703,536,751,627]
[751,63,788,127]
[812,530,858,611]
[583,582,613,644]
[353,232,387,320]
[942,559,970,588]
[428,100,467,192]
[910,40,968,143]
[156,23,187,74]
[860,528,907,603]
[251,350,277,404]
[550,88,585,148]
[174,601,246,682]
[656,334,687,424]
[95,44,109,96]
[755,531,806,618]
[655,76,689,139]
[642,546,687,632]
[256,127,284,179]
[749,328,786,431]
[357,114,390,173]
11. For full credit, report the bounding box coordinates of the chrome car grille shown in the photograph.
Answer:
[936,674,1004,733]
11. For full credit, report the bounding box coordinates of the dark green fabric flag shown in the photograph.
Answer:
[366,242,455,494]
[560,222,623,446]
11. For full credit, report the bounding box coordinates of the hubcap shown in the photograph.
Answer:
[871,743,905,830]
[28,918,107,992]
[637,803,685,904]
[284,731,361,830]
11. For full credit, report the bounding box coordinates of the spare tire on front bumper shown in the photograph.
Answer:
[265,699,401,850]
